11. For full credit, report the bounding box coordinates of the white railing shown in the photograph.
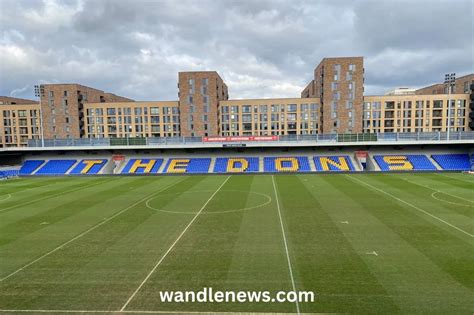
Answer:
[26,131,474,148]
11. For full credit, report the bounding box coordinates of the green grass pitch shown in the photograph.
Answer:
[0,173,473,314]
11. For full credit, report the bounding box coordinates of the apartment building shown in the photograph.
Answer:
[1,56,473,147]
[301,57,364,134]
[363,94,470,133]
[0,97,41,147]
[84,101,180,138]
[415,74,474,95]
[178,71,228,137]
[219,98,320,136]
[39,84,133,139]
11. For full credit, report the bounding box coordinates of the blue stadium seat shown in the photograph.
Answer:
[431,154,471,171]
[164,158,211,173]
[314,156,355,171]
[373,155,436,171]
[213,157,259,173]
[121,159,163,174]
[35,160,77,175]
[3,169,19,177]
[70,159,108,174]
[263,157,311,172]
[19,160,45,175]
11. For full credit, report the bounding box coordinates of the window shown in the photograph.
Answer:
[333,64,341,81]
[107,108,116,115]
[64,91,68,97]
[287,104,297,112]
[349,64,356,71]
[151,107,160,115]
[188,79,195,94]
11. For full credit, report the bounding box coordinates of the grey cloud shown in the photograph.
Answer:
[0,0,472,102]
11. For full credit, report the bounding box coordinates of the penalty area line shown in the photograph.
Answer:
[0,178,113,213]
[0,178,185,283]
[346,175,473,238]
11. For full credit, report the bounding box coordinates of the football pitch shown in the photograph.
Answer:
[0,173,473,314]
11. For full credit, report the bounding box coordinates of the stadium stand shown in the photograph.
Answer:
[17,153,471,176]
[314,156,355,171]
[431,154,471,171]
[19,160,45,175]
[0,169,19,178]
[373,155,436,171]
[70,159,108,174]
[264,157,311,172]
[121,159,163,174]
[35,160,77,175]
[164,158,211,173]
[214,157,259,173]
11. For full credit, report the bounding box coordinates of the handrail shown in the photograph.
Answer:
[26,131,474,148]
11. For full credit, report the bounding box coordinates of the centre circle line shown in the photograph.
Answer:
[145,190,272,214]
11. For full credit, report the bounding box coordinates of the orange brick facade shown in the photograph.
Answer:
[39,84,133,139]
[178,72,228,137]
[302,57,364,134]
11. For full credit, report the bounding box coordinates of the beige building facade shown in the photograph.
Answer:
[219,98,320,136]
[84,101,180,138]
[0,97,41,147]
[363,94,470,133]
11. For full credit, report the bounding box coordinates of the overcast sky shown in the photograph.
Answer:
[1,0,473,101]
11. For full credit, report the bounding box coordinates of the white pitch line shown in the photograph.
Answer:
[436,173,474,184]
[346,175,474,238]
[0,310,292,314]
[0,178,112,213]
[431,192,474,208]
[0,194,11,201]
[120,175,231,312]
[0,178,184,283]
[399,175,474,204]
[271,175,300,315]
